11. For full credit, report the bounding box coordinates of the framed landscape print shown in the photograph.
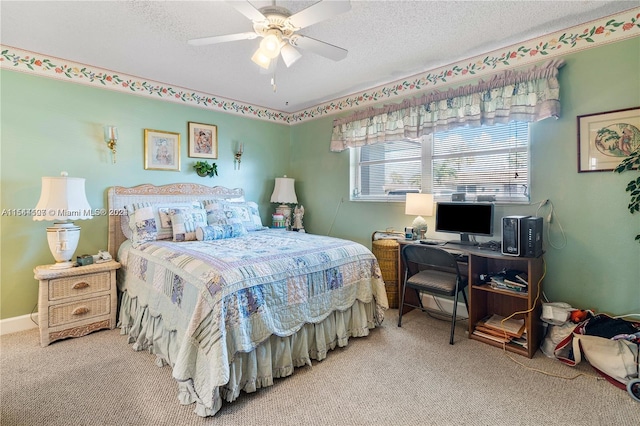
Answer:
[144,129,181,171]
[578,107,640,172]
[188,122,218,159]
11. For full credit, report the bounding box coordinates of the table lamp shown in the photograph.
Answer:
[405,193,434,240]
[270,175,297,230]
[33,172,93,269]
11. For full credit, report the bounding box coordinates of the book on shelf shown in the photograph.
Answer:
[503,277,527,288]
[472,329,512,344]
[488,279,528,294]
[515,272,528,285]
[489,270,528,285]
[477,314,525,338]
[510,335,529,349]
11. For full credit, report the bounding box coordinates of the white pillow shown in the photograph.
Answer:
[120,211,132,240]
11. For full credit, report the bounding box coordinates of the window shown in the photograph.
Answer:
[350,121,530,203]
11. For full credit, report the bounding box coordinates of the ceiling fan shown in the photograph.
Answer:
[188,1,351,70]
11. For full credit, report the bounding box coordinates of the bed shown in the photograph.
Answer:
[107,183,388,417]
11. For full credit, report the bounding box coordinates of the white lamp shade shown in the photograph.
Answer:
[281,44,302,67]
[405,193,434,217]
[251,48,272,70]
[103,125,118,142]
[34,174,92,221]
[259,32,282,59]
[270,176,298,204]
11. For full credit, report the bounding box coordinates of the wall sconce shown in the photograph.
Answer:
[234,142,244,170]
[103,125,118,163]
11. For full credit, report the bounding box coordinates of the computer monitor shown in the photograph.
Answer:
[435,202,494,245]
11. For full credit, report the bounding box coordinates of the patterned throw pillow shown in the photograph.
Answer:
[127,204,157,248]
[126,201,201,246]
[203,199,264,231]
[195,223,248,241]
[202,199,232,226]
[169,208,208,242]
[224,201,265,231]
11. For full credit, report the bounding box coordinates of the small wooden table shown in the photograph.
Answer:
[34,260,121,347]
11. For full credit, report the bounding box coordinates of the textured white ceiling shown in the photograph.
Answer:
[1,1,637,113]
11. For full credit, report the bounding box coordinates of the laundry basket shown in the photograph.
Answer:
[371,231,403,308]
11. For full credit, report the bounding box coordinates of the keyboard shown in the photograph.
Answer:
[419,239,442,246]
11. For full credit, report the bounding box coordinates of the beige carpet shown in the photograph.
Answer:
[1,309,637,426]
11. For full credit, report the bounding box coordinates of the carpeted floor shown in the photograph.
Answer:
[1,309,638,425]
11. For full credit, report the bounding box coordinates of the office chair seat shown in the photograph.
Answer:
[406,269,468,297]
[398,244,469,344]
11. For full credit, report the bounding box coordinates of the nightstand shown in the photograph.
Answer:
[34,260,121,347]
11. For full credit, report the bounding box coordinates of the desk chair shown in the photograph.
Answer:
[398,244,469,345]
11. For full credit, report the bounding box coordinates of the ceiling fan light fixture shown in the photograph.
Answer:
[281,44,302,68]
[251,47,272,70]
[259,31,283,59]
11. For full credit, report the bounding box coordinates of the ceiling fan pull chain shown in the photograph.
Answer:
[271,75,277,92]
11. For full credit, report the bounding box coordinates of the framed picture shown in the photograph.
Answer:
[188,122,218,159]
[577,107,640,172]
[144,129,181,171]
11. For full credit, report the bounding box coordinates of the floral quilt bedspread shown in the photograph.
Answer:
[118,229,387,408]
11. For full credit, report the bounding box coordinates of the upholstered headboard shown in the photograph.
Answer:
[107,183,244,259]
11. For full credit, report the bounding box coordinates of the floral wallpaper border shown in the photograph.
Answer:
[1,8,638,125]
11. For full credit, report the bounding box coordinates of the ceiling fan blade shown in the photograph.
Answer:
[287,1,351,29]
[229,1,266,22]
[289,35,348,61]
[188,32,258,46]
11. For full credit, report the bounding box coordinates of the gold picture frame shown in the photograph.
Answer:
[188,122,218,159]
[144,129,181,171]
[577,107,640,173]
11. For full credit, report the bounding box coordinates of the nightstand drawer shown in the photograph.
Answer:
[49,271,111,301]
[48,295,111,327]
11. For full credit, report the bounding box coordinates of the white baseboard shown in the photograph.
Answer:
[0,313,39,336]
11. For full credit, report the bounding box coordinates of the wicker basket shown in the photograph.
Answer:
[372,238,400,308]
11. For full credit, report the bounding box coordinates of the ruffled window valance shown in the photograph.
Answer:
[330,59,565,152]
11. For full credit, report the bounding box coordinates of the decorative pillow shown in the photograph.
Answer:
[224,201,265,231]
[169,208,207,242]
[195,223,248,241]
[202,199,233,226]
[126,201,201,245]
[202,199,264,231]
[127,204,157,248]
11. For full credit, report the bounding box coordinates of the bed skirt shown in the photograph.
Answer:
[118,290,380,417]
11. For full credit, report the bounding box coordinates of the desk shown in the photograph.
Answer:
[396,240,544,358]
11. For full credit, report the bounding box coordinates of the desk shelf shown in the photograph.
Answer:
[472,284,529,300]
[468,251,544,358]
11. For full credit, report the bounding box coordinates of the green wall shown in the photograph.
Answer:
[0,71,290,319]
[291,38,640,316]
[1,37,639,320]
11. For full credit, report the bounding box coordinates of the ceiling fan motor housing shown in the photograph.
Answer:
[253,5,297,40]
